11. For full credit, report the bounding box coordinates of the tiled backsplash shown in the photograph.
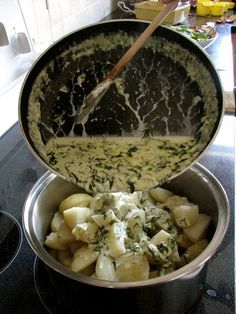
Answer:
[19,0,117,51]
[0,0,117,136]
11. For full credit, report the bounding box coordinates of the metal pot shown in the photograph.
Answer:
[23,163,229,297]
[19,20,224,192]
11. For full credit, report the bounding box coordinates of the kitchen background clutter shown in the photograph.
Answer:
[0,0,117,137]
[0,1,235,313]
[0,0,235,137]
[0,22,9,46]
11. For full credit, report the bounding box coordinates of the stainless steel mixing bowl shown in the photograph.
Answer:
[23,162,229,291]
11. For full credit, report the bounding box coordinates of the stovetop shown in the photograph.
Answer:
[0,118,235,314]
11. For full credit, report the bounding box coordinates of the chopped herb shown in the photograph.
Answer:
[127,146,138,157]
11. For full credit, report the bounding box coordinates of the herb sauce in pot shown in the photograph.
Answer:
[45,136,203,193]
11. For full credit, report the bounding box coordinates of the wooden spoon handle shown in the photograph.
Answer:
[105,0,178,81]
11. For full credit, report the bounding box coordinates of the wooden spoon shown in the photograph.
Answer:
[76,0,178,123]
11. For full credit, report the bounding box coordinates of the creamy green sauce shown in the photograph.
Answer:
[45,136,203,193]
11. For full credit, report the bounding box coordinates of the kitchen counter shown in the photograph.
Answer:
[0,6,235,314]
[189,11,236,114]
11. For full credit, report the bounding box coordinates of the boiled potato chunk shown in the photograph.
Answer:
[159,261,176,276]
[63,207,90,230]
[149,187,173,203]
[90,193,115,211]
[184,239,209,262]
[116,254,149,281]
[114,191,142,219]
[142,191,156,206]
[108,222,126,258]
[58,249,73,267]
[169,246,181,263]
[45,188,212,282]
[71,245,99,272]
[51,211,64,232]
[45,232,67,250]
[173,204,199,228]
[91,209,118,227]
[176,233,193,249]
[69,241,84,254]
[184,213,211,243]
[72,222,98,243]
[80,262,96,276]
[57,223,75,245]
[59,193,93,212]
[95,254,117,281]
[150,230,176,258]
[163,195,189,211]
[176,255,188,268]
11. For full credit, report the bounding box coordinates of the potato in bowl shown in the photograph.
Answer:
[23,163,229,288]
[45,188,211,282]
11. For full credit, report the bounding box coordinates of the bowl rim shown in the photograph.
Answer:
[22,162,230,288]
[170,24,218,49]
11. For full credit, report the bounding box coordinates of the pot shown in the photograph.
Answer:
[23,163,229,293]
[19,20,224,193]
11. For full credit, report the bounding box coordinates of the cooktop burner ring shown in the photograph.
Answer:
[33,256,206,314]
[0,210,23,275]
[33,257,51,314]
[33,256,139,314]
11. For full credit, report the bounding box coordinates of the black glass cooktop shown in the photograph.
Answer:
[0,210,22,275]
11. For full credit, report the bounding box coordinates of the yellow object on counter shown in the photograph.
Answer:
[197,1,234,16]
[135,1,190,25]
[211,2,228,15]
[227,2,235,9]
[221,1,235,10]
[196,1,213,16]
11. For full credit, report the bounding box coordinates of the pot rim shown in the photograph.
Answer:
[22,162,230,288]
